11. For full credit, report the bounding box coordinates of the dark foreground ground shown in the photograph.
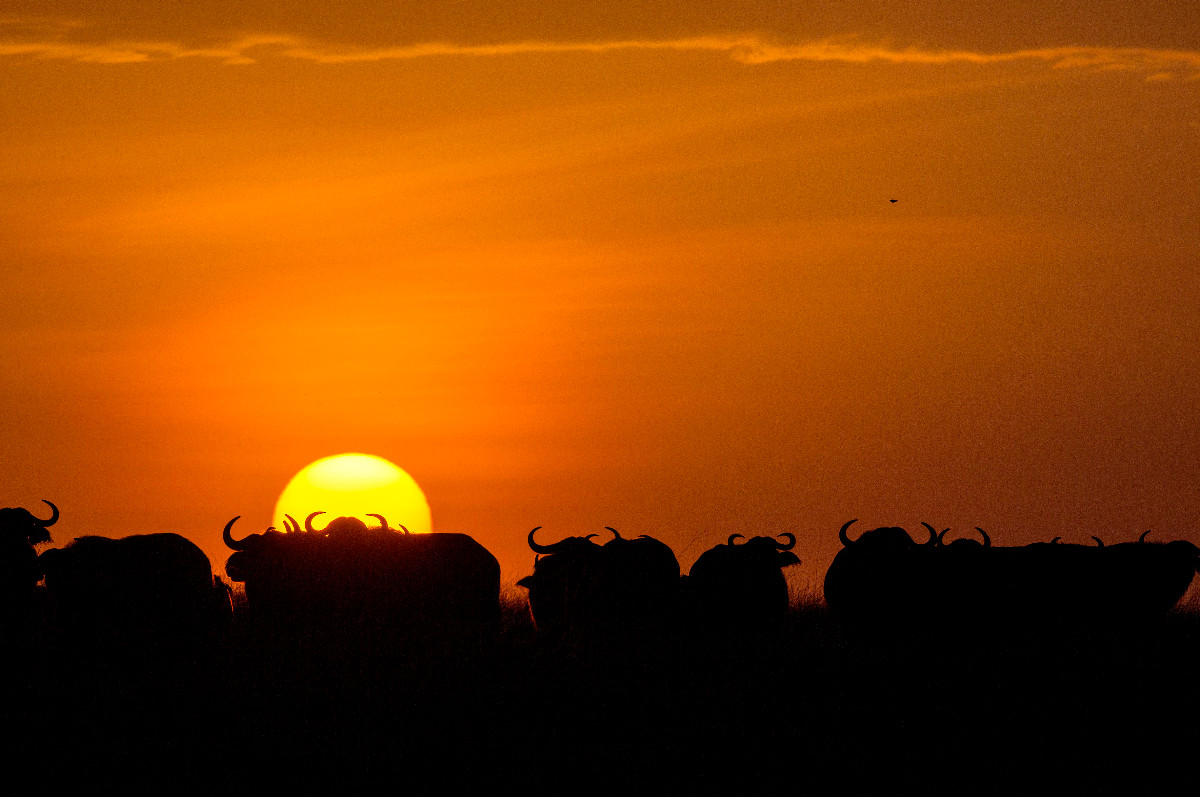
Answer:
[6,593,1200,794]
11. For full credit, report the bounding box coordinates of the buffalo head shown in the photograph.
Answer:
[0,499,59,547]
[838,519,937,551]
[688,531,801,637]
[0,499,59,617]
[724,531,802,568]
[936,526,991,549]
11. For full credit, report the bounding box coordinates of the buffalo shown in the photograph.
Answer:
[824,520,1200,641]
[595,526,681,632]
[517,526,680,649]
[688,532,800,637]
[39,532,231,652]
[822,519,940,631]
[516,526,602,640]
[0,500,58,627]
[938,528,1199,630]
[1085,530,1199,622]
[222,512,501,665]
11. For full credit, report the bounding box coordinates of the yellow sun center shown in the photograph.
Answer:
[273,453,432,534]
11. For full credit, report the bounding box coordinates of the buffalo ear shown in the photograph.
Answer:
[27,525,53,546]
[225,555,249,583]
[778,551,801,567]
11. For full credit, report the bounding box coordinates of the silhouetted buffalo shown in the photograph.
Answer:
[517,526,680,646]
[932,528,1199,629]
[223,513,501,657]
[824,520,1200,638]
[39,532,230,650]
[823,520,940,630]
[0,500,58,623]
[516,526,602,639]
[596,526,681,633]
[1072,530,1199,622]
[688,532,800,636]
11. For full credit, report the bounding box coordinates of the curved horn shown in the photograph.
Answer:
[223,516,249,551]
[305,511,326,534]
[932,525,948,547]
[975,527,991,548]
[367,514,390,532]
[839,519,858,547]
[1051,536,1062,544]
[35,500,59,527]
[398,524,411,535]
[728,534,746,546]
[1092,536,1104,547]
[527,526,595,552]
[528,527,557,554]
[605,527,623,541]
[283,515,300,534]
[776,532,796,550]
[1139,529,1152,543]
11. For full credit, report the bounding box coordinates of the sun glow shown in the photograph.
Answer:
[273,453,433,534]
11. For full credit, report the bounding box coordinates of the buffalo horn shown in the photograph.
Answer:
[35,500,59,527]
[305,511,325,534]
[1139,530,1152,543]
[528,526,595,552]
[1092,536,1104,547]
[776,532,796,550]
[283,515,300,534]
[975,527,991,548]
[728,534,745,546]
[605,527,623,541]
[528,527,557,554]
[223,516,248,551]
[367,514,390,532]
[839,519,859,547]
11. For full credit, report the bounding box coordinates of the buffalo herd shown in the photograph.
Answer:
[5,501,1200,792]
[1,500,232,656]
[824,519,1200,641]
[3,500,1199,651]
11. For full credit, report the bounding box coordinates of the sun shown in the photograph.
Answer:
[273,453,432,534]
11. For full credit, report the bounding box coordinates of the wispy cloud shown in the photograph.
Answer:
[0,34,293,65]
[279,35,753,64]
[737,40,1200,74]
[2,26,1198,79]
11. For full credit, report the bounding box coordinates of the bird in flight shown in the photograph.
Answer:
[889,199,899,203]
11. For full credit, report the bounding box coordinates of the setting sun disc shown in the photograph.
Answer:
[273,453,432,533]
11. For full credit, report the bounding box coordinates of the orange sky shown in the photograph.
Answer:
[3,3,1199,591]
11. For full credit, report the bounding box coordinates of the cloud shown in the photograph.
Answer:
[0,34,292,65]
[1,24,1198,79]
[736,41,1200,72]
[276,35,755,64]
